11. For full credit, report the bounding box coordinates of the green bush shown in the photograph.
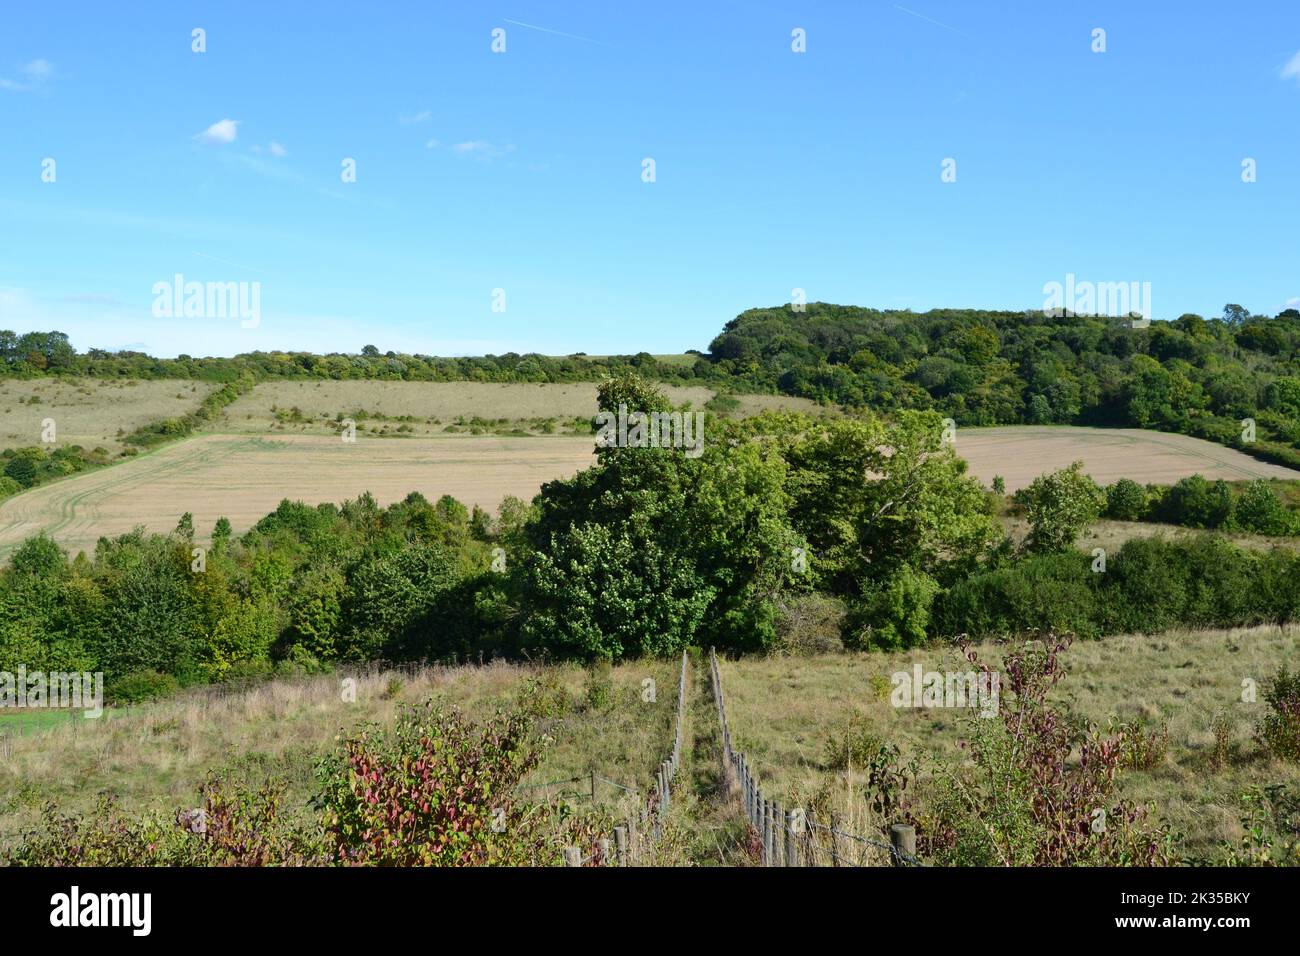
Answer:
[515,671,572,719]
[849,566,939,649]
[1159,474,1234,528]
[1234,480,1293,535]
[931,551,1099,640]
[823,712,883,771]
[1021,462,1106,554]
[1104,478,1148,521]
[107,670,182,705]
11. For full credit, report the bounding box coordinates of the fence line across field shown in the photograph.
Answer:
[707,647,922,868]
[563,649,688,866]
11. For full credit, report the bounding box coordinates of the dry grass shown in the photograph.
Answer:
[0,378,218,455]
[957,426,1300,491]
[218,381,718,438]
[1000,515,1299,554]
[0,659,683,853]
[0,433,596,558]
[727,393,826,417]
[717,624,1300,862]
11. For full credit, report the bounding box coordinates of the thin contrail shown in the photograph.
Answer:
[893,4,970,38]
[502,18,608,46]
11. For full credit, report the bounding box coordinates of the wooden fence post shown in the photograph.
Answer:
[786,809,802,867]
[564,847,581,867]
[590,770,597,803]
[598,837,610,866]
[890,823,916,867]
[762,798,772,865]
[614,826,628,866]
[772,801,781,867]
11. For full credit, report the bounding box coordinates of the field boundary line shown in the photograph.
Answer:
[707,647,922,867]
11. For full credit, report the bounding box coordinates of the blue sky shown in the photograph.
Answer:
[2,1,1298,358]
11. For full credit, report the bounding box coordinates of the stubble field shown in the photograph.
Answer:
[0,433,596,557]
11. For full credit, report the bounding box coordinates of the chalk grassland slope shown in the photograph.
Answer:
[0,433,596,558]
[0,378,219,455]
[718,624,1300,862]
[0,659,678,852]
[215,380,820,437]
[955,426,1300,491]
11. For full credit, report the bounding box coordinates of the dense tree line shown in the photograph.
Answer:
[6,300,1299,469]
[708,303,1300,468]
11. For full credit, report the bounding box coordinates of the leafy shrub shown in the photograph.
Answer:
[516,671,572,719]
[7,778,319,866]
[848,566,940,650]
[823,712,884,772]
[912,637,1173,866]
[582,659,613,712]
[1104,478,1147,521]
[107,669,181,705]
[1021,462,1106,554]
[1222,784,1300,866]
[931,551,1099,640]
[704,393,741,415]
[8,703,561,867]
[1115,719,1169,770]
[1258,665,1300,762]
[1233,480,1293,535]
[313,701,551,865]
[1159,474,1234,528]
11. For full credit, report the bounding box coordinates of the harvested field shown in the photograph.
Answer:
[0,433,596,558]
[955,425,1300,491]
[3,419,1296,561]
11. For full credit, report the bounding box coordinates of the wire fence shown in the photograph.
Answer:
[562,649,688,866]
[708,647,923,867]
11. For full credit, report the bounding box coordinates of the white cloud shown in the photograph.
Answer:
[268,141,287,157]
[196,118,240,145]
[21,59,53,79]
[450,140,517,159]
[0,57,54,92]
[1282,51,1300,82]
[399,110,432,125]
[425,138,440,149]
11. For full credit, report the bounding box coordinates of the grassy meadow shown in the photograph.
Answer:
[0,378,218,456]
[4,625,1294,864]
[718,624,1300,862]
[0,658,685,855]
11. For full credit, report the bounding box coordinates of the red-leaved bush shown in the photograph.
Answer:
[313,701,552,865]
[910,635,1174,866]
